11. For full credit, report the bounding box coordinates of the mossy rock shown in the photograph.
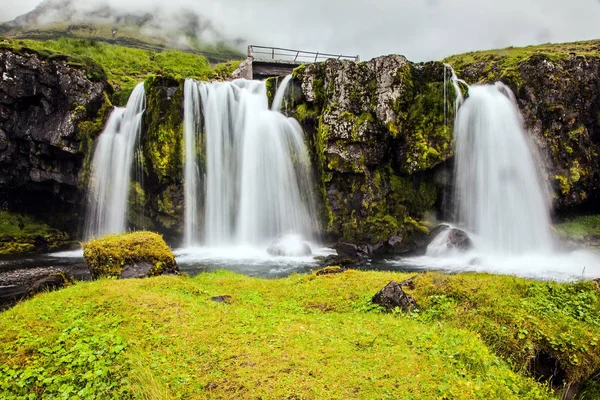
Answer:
[83,231,177,278]
[0,211,72,256]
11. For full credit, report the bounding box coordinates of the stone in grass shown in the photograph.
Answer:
[372,280,417,312]
[83,231,178,279]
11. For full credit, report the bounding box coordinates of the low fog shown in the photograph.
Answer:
[3,0,600,61]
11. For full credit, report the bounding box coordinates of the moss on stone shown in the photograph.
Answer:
[143,75,184,185]
[265,76,277,108]
[393,64,455,174]
[0,211,71,256]
[77,92,113,188]
[82,231,176,278]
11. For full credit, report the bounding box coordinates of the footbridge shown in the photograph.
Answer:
[233,45,360,80]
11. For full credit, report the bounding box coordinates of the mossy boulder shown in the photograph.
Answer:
[83,231,178,278]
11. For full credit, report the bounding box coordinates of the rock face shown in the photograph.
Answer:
[0,46,109,232]
[372,280,417,311]
[448,51,600,212]
[134,76,186,240]
[286,57,456,245]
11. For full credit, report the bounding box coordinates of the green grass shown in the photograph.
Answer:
[0,21,245,64]
[444,39,600,85]
[0,37,240,104]
[554,215,600,241]
[1,270,599,399]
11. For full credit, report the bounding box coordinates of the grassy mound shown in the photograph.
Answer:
[0,37,240,104]
[1,270,599,399]
[83,231,176,278]
[0,211,71,256]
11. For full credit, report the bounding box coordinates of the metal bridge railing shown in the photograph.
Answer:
[248,45,360,63]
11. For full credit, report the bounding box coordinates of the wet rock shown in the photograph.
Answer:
[428,224,473,253]
[0,48,109,228]
[372,280,417,311]
[267,233,312,257]
[120,262,153,279]
[28,272,72,295]
[315,254,360,267]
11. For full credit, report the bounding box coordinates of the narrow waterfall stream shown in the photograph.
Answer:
[84,82,146,239]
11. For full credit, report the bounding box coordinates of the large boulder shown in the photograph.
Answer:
[427,224,473,255]
[372,280,417,311]
[83,231,178,278]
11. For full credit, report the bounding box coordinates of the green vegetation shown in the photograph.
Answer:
[0,37,240,105]
[0,21,244,63]
[444,39,600,86]
[555,215,600,241]
[82,231,176,278]
[0,211,71,256]
[5,270,599,399]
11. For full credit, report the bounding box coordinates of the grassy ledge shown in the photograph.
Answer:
[1,270,599,399]
[0,37,240,104]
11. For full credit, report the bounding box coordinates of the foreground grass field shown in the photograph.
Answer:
[1,270,599,399]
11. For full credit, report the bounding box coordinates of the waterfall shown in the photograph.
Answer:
[84,82,146,239]
[453,82,554,254]
[183,80,203,246]
[183,78,318,248]
[271,75,293,111]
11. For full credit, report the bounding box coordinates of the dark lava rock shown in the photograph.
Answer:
[28,272,73,295]
[372,280,417,312]
[210,295,232,304]
[120,261,153,279]
[315,254,360,267]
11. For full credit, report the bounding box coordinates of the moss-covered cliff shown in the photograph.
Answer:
[285,57,456,245]
[445,40,600,212]
[0,43,111,245]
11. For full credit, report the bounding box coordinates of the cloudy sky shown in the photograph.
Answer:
[3,0,600,62]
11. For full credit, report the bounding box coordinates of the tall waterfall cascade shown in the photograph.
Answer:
[453,82,554,254]
[183,77,318,248]
[84,82,146,239]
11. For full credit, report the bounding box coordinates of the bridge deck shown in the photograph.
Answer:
[234,45,360,80]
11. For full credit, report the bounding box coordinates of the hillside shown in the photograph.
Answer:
[0,0,245,64]
[0,37,240,105]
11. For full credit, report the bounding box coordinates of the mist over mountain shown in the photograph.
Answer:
[0,0,245,61]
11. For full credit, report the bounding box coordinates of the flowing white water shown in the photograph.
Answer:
[183,78,318,249]
[183,79,203,246]
[84,82,146,239]
[454,82,554,254]
[390,78,600,281]
[271,75,293,111]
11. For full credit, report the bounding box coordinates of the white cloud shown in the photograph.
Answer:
[2,0,600,61]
